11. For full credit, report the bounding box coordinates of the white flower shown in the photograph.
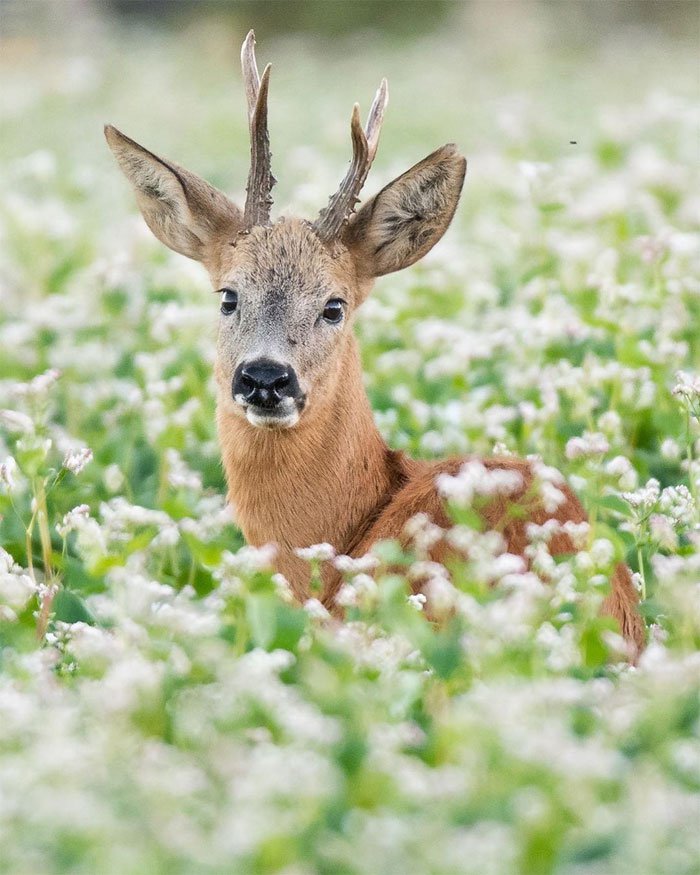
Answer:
[605,455,638,490]
[103,463,124,493]
[407,593,427,611]
[56,503,91,538]
[165,448,202,492]
[424,576,458,615]
[335,583,358,608]
[0,409,35,434]
[19,368,61,398]
[660,438,681,461]
[333,553,379,575]
[539,481,566,513]
[0,549,36,615]
[649,514,678,550]
[565,432,610,460]
[63,447,93,475]
[0,456,19,492]
[622,478,661,510]
[295,543,335,562]
[437,460,524,507]
[403,513,444,555]
[303,598,330,620]
[590,538,615,569]
[217,544,277,577]
[271,573,294,603]
[672,370,700,403]
[659,484,695,528]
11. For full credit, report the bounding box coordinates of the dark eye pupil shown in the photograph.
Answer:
[323,300,344,323]
[220,288,238,315]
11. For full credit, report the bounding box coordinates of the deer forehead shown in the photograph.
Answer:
[213,219,357,302]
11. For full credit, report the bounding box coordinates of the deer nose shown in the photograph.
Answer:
[233,359,300,409]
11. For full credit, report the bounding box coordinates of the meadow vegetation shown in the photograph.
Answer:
[1,8,699,874]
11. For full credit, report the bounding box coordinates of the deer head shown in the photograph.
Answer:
[105,31,466,430]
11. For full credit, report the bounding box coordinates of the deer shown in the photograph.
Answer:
[105,31,645,655]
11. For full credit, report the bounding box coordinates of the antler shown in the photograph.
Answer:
[313,79,389,242]
[241,30,276,227]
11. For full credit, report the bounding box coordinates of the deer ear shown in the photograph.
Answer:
[344,144,466,277]
[104,125,243,261]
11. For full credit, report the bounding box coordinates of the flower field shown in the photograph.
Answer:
[1,7,699,874]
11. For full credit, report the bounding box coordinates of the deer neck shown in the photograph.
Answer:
[217,336,404,568]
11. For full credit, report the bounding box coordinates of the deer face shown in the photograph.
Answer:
[212,220,361,429]
[105,32,466,430]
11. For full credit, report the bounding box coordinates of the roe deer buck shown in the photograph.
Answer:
[105,31,645,654]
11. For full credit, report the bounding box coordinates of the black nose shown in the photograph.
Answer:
[233,359,301,409]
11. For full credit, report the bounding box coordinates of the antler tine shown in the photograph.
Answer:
[240,30,275,227]
[241,29,261,123]
[365,78,388,163]
[313,78,389,243]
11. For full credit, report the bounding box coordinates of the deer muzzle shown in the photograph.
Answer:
[232,358,304,428]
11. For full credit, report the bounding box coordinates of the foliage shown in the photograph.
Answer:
[1,13,699,875]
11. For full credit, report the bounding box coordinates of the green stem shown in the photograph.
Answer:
[636,543,647,603]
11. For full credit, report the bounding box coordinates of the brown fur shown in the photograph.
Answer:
[105,49,645,658]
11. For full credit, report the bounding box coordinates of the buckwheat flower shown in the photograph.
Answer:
[0,549,36,614]
[408,560,449,582]
[661,438,681,461]
[335,583,358,608]
[295,543,335,562]
[0,409,35,434]
[605,455,638,490]
[335,573,379,611]
[437,460,524,507]
[526,519,562,544]
[424,575,458,615]
[103,463,124,493]
[492,553,526,579]
[565,431,610,460]
[0,456,18,492]
[271,573,294,603]
[672,370,700,403]
[659,484,695,527]
[528,458,565,485]
[590,538,615,568]
[622,478,660,510]
[526,541,558,578]
[420,430,446,455]
[539,481,567,513]
[20,368,61,398]
[403,512,444,555]
[165,448,202,491]
[56,503,91,538]
[649,514,678,550]
[407,593,427,611]
[304,598,330,620]
[218,543,277,576]
[152,522,180,548]
[597,409,622,438]
[63,447,92,475]
[171,396,201,429]
[333,553,379,575]
[492,441,515,457]
[562,520,591,549]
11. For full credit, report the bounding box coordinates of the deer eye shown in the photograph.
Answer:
[220,288,238,315]
[322,298,345,324]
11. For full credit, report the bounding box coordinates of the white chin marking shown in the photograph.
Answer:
[246,408,300,429]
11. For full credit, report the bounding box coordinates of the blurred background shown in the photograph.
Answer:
[2,0,698,235]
